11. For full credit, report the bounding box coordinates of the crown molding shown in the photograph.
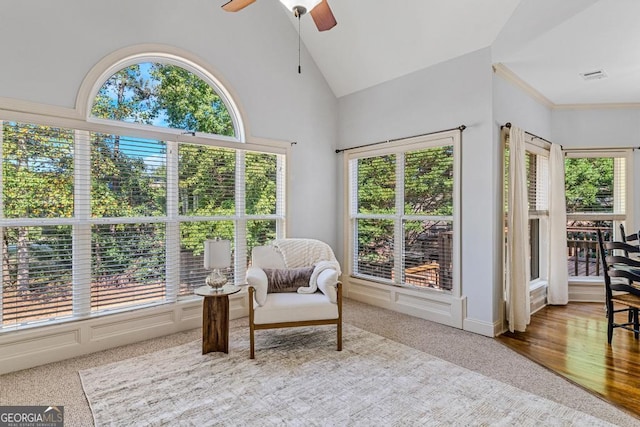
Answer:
[492,63,640,111]
[492,63,554,109]
[552,102,640,110]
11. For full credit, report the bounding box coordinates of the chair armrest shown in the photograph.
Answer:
[246,266,268,306]
[317,268,339,303]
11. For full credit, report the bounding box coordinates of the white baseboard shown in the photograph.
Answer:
[463,317,498,337]
[344,278,467,331]
[568,279,605,303]
[0,292,248,375]
[530,284,548,314]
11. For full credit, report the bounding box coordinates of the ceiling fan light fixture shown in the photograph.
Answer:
[279,0,322,16]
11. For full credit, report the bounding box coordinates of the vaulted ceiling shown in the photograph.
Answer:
[279,0,639,105]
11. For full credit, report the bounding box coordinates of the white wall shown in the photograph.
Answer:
[337,48,498,335]
[551,109,640,149]
[0,0,339,248]
[493,76,553,140]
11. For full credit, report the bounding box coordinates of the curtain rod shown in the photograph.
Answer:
[503,122,639,150]
[335,125,466,154]
[501,122,554,146]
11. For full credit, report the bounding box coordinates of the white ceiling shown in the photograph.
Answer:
[283,0,640,105]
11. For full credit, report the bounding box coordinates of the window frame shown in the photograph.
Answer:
[84,54,246,143]
[345,130,461,298]
[0,116,288,331]
[503,134,551,290]
[564,148,633,280]
[526,141,550,287]
[0,56,289,331]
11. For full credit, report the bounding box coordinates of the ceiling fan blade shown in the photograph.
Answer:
[310,0,337,31]
[221,0,255,12]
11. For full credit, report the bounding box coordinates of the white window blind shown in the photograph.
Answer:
[2,225,73,324]
[348,133,458,293]
[526,151,549,214]
[1,122,75,326]
[244,151,283,264]
[91,223,166,311]
[91,134,167,217]
[1,121,287,330]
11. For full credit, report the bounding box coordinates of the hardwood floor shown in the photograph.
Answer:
[498,302,640,420]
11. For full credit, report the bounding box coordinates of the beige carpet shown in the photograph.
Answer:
[80,324,615,426]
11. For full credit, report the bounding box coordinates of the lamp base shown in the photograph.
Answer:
[206,269,227,291]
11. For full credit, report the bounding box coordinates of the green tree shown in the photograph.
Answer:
[90,65,166,289]
[123,64,276,286]
[565,157,614,212]
[355,146,454,266]
[92,65,156,124]
[404,147,454,248]
[2,123,74,295]
[151,64,234,136]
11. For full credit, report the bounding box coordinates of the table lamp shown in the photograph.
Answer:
[204,239,231,291]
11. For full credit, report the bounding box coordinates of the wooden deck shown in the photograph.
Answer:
[498,302,640,420]
[568,255,602,277]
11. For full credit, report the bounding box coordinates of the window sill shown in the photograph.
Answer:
[530,279,547,292]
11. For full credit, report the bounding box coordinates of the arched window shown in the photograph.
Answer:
[1,55,285,331]
[90,62,236,137]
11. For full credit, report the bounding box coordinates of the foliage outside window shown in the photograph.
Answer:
[1,62,284,330]
[348,134,458,292]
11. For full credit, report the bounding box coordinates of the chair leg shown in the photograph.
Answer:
[336,282,342,352]
[250,325,255,359]
[607,302,614,345]
[634,308,639,340]
[249,286,256,359]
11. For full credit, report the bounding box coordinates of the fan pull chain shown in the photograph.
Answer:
[298,13,302,74]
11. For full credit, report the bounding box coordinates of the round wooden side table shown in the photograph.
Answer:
[195,284,241,354]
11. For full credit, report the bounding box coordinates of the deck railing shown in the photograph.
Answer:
[566,225,610,277]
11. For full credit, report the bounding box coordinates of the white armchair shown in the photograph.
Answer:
[245,239,342,359]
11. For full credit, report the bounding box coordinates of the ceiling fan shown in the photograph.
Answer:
[221,0,337,32]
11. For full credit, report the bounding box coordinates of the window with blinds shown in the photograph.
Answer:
[526,149,549,281]
[2,225,73,324]
[503,137,550,282]
[1,61,286,332]
[1,122,75,325]
[91,223,166,311]
[348,132,458,292]
[565,152,629,278]
[0,121,286,330]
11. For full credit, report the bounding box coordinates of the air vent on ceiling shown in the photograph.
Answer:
[580,69,607,81]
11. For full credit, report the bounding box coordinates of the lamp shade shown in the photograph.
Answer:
[279,0,321,13]
[204,239,231,270]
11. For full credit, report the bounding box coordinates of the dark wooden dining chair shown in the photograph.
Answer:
[597,230,640,344]
[618,224,639,257]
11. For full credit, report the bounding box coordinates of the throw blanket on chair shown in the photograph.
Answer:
[272,239,341,293]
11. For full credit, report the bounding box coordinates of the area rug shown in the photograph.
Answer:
[80,324,614,426]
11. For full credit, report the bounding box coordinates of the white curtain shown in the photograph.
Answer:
[547,143,569,304]
[506,126,530,332]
